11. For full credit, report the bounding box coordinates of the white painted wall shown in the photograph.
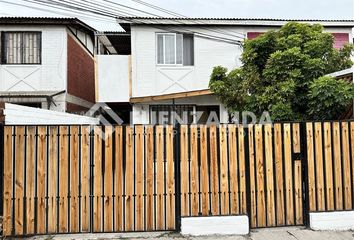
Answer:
[4,103,99,125]
[181,216,249,236]
[97,55,130,102]
[310,211,354,231]
[131,26,242,98]
[0,26,67,93]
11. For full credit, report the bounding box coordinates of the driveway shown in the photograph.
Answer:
[25,227,354,240]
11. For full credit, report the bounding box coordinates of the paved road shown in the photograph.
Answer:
[26,227,354,240]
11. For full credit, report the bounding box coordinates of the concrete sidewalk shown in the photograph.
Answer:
[25,227,354,240]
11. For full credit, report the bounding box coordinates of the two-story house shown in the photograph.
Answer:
[0,17,107,114]
[97,17,354,124]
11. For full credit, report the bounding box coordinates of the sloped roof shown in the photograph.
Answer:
[0,16,96,32]
[117,17,354,27]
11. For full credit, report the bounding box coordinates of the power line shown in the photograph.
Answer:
[129,0,185,17]
[14,0,242,45]
[0,0,118,24]
[126,0,245,39]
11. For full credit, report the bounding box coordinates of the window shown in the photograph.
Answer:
[157,33,194,66]
[1,32,41,64]
[150,105,195,124]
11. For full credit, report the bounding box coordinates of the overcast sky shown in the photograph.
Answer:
[0,0,353,31]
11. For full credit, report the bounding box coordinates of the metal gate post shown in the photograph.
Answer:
[0,123,4,218]
[300,122,310,227]
[173,123,181,231]
[243,126,252,230]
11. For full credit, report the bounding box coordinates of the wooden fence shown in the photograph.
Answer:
[2,125,175,236]
[1,121,354,237]
[306,122,354,212]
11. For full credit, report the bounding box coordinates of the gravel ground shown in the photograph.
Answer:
[21,227,354,240]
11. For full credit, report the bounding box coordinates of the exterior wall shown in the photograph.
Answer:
[0,25,67,92]
[97,55,130,103]
[132,95,229,124]
[131,25,242,98]
[70,27,95,54]
[67,33,95,103]
[247,30,352,49]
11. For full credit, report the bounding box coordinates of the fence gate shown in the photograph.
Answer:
[247,123,304,228]
[2,125,176,236]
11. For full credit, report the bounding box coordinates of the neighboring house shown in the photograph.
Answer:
[96,17,354,124]
[327,67,354,119]
[0,17,100,113]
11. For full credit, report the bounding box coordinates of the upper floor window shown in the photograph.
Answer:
[1,32,41,64]
[156,33,194,66]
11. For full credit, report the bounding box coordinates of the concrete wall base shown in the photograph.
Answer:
[181,215,249,236]
[310,211,354,231]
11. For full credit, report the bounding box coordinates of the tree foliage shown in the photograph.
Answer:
[209,22,354,120]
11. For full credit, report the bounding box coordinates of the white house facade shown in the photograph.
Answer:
[96,18,354,124]
[0,17,100,113]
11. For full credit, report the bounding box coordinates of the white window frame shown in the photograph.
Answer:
[156,33,183,66]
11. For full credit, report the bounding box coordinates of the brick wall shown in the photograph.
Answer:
[67,34,95,103]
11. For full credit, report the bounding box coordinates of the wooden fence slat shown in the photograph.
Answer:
[333,122,343,210]
[323,122,334,211]
[190,126,199,216]
[306,123,316,212]
[114,126,124,232]
[104,126,113,231]
[228,125,239,215]
[293,123,301,153]
[314,123,325,211]
[37,126,46,234]
[166,125,175,229]
[180,125,189,216]
[341,122,352,210]
[15,126,25,235]
[200,125,209,216]
[293,123,303,225]
[248,125,257,227]
[3,126,13,236]
[284,124,294,225]
[125,126,134,231]
[135,125,144,231]
[26,127,36,234]
[93,126,102,232]
[70,126,79,233]
[219,125,229,215]
[274,124,285,225]
[145,126,154,230]
[59,126,69,233]
[210,125,219,215]
[81,126,90,232]
[264,124,275,226]
[238,126,247,214]
[255,125,266,227]
[294,160,302,225]
[47,127,58,233]
[155,126,165,230]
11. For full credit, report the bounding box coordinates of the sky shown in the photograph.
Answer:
[0,0,353,31]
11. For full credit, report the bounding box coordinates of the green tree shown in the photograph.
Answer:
[209,22,354,120]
